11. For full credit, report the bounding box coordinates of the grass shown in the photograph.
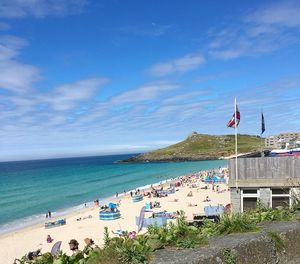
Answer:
[222,248,237,264]
[135,134,264,160]
[201,213,260,237]
[267,231,285,253]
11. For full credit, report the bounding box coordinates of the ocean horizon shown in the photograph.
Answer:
[0,153,227,235]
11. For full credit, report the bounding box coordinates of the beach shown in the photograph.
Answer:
[0,168,230,263]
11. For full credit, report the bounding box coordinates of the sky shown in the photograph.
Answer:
[0,0,300,161]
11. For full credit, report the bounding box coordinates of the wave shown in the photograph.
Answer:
[0,194,117,236]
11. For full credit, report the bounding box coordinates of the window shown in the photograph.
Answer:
[243,197,258,211]
[241,189,259,212]
[271,188,290,208]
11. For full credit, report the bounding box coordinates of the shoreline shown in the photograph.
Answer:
[0,166,229,263]
[0,174,179,238]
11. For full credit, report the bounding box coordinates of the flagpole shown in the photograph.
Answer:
[234,97,238,190]
[260,108,265,157]
[261,109,263,157]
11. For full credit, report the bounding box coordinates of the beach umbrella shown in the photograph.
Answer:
[108,202,117,209]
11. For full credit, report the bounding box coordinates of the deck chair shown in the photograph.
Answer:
[51,241,62,256]
[112,229,126,236]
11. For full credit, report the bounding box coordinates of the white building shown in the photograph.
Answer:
[265,132,300,149]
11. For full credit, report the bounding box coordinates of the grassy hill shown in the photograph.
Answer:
[126,133,264,162]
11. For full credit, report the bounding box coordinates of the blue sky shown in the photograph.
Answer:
[1,0,300,161]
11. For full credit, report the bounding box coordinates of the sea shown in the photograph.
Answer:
[0,154,227,235]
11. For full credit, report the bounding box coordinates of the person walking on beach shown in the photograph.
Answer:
[48,210,51,218]
[116,192,118,198]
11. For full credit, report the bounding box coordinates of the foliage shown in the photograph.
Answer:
[14,207,296,264]
[116,236,150,264]
[147,212,207,249]
[103,226,110,248]
[267,231,285,253]
[247,200,295,223]
[222,248,237,264]
[201,213,259,236]
[291,194,300,211]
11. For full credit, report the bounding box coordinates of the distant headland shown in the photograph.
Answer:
[122,132,264,163]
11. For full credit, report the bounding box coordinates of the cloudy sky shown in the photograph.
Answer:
[0,0,300,161]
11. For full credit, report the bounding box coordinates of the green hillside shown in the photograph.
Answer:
[126,133,264,162]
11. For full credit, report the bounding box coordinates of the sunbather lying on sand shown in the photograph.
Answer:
[203,196,211,202]
[188,203,198,207]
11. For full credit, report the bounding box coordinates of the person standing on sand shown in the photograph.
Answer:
[48,210,51,218]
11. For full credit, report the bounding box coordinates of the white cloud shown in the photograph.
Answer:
[0,60,40,93]
[43,78,108,111]
[148,53,205,77]
[0,0,88,18]
[0,35,27,60]
[245,1,300,27]
[0,35,40,94]
[209,1,300,59]
[111,81,179,104]
[162,91,208,105]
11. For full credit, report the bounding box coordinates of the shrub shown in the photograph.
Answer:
[216,213,259,234]
[147,212,207,249]
[248,201,295,223]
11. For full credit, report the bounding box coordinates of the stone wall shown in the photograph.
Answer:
[152,221,300,264]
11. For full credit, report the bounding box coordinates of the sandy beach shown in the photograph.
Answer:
[0,169,230,264]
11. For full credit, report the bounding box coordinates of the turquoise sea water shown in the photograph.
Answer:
[0,154,227,234]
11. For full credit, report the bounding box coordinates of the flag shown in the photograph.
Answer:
[261,112,265,135]
[227,105,240,128]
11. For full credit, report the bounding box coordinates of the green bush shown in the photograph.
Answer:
[14,207,296,264]
[147,213,207,249]
[248,201,294,222]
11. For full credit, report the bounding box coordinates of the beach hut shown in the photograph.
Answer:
[132,194,143,203]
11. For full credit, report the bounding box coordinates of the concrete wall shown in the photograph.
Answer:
[153,221,300,264]
[230,188,241,212]
[260,188,271,208]
[228,156,300,188]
